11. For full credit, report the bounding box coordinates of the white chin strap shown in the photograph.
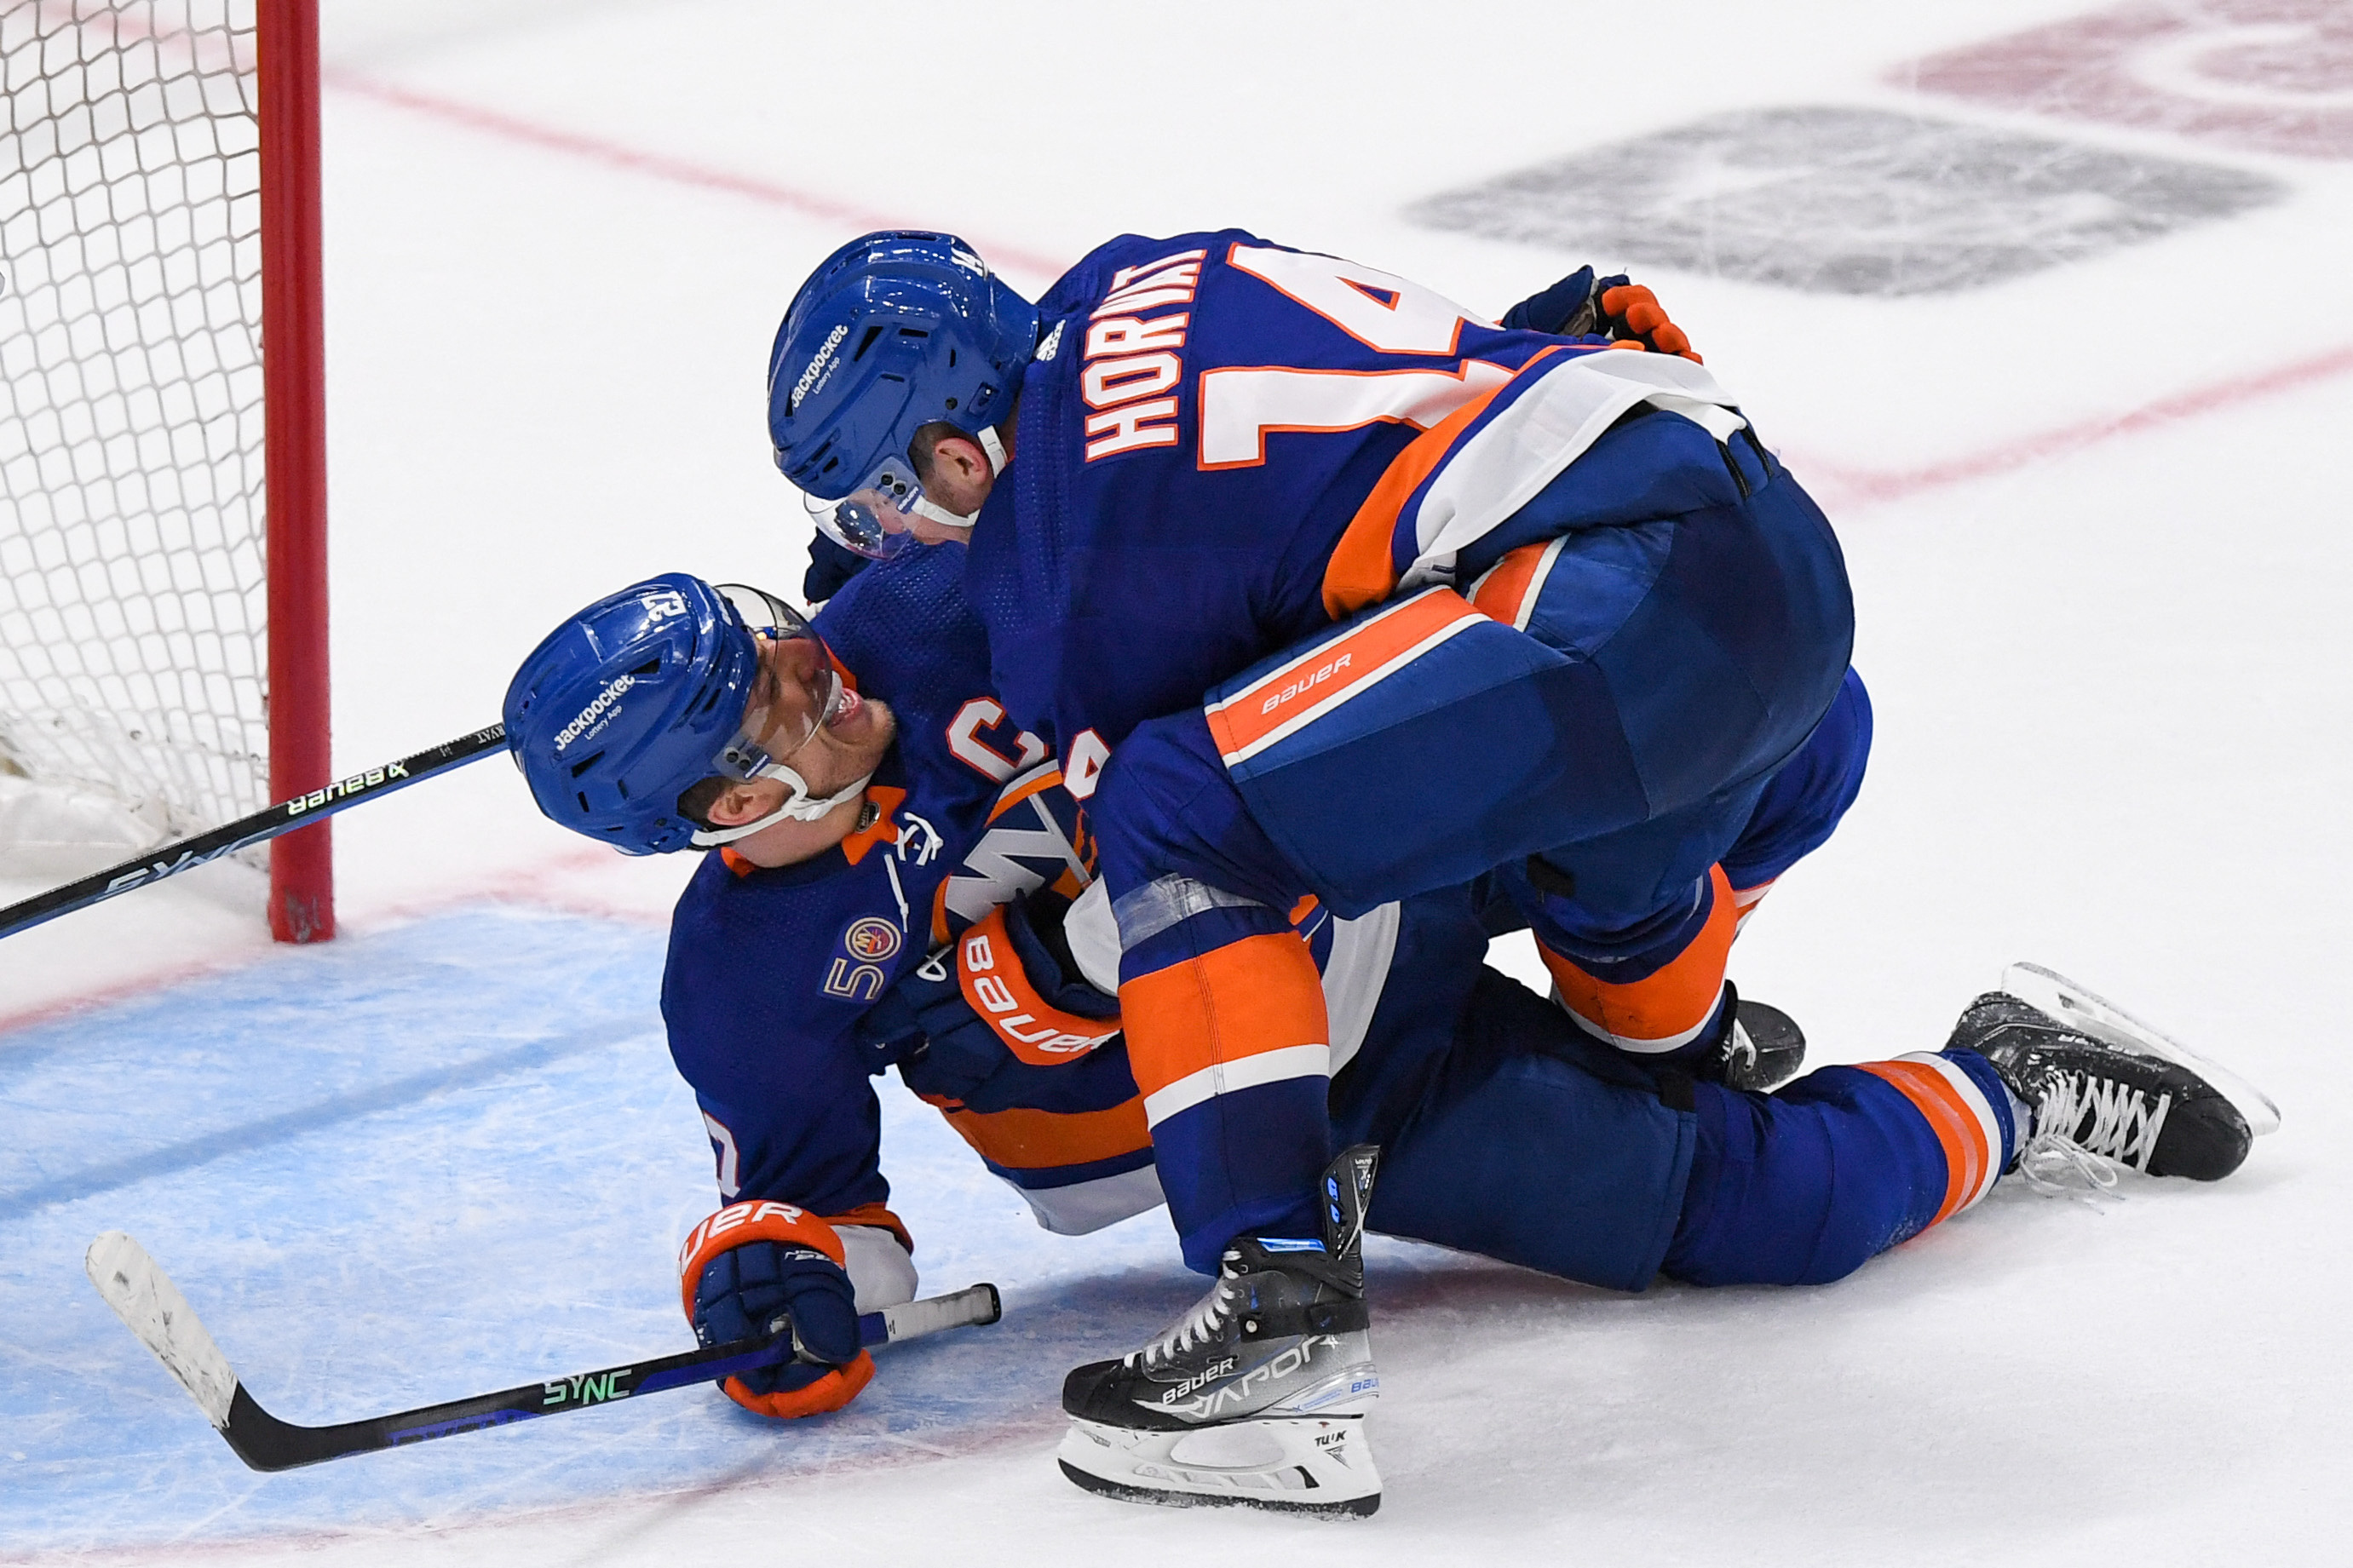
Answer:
[906,426,1007,533]
[690,767,875,849]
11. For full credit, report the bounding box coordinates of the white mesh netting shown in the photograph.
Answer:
[0,0,267,845]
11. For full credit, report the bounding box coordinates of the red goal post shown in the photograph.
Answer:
[257,0,329,941]
[0,0,332,942]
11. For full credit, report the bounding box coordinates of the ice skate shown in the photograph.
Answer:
[1999,962,2280,1135]
[1696,983,1806,1094]
[1947,990,2253,1186]
[1056,1146,1383,1516]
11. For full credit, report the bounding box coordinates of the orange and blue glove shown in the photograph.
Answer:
[1499,267,1702,363]
[1598,280,1700,362]
[678,1202,874,1419]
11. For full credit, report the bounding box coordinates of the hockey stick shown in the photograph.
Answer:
[0,725,507,941]
[85,1231,1002,1473]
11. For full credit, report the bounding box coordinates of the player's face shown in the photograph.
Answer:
[742,632,895,796]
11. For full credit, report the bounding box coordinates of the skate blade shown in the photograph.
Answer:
[2003,962,2280,1136]
[1056,1416,1380,1517]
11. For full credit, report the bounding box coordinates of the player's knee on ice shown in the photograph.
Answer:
[1663,1053,2012,1287]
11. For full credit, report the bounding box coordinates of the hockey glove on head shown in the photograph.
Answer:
[677,1202,874,1418]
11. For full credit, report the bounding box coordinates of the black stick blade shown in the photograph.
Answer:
[88,1231,1006,1473]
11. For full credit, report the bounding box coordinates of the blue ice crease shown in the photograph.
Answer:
[0,905,1203,1554]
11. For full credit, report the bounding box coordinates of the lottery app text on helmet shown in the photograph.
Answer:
[503,574,871,855]
[767,231,1038,560]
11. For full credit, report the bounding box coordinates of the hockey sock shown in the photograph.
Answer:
[1664,1048,2016,1287]
[1119,898,1333,1272]
[1533,864,1739,1059]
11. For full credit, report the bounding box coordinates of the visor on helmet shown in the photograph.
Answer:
[692,583,875,844]
[801,427,1006,561]
[709,583,844,777]
[803,451,929,560]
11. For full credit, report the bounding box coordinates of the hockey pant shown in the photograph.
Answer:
[1350,963,2022,1289]
[1095,472,1860,1266]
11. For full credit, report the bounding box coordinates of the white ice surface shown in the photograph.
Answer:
[4,0,2351,1561]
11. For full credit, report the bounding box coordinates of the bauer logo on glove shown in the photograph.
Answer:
[677,1202,876,1419]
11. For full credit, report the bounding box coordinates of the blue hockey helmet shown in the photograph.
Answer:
[768,231,1039,559]
[504,574,866,854]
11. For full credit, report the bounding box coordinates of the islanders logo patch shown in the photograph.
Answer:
[843,916,902,962]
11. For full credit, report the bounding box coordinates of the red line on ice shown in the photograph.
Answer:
[329,71,2353,500]
[321,67,1073,282]
[1792,342,2353,507]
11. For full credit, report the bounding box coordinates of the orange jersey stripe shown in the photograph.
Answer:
[1320,345,1568,620]
[1205,589,1485,766]
[1540,864,1740,1050]
[1120,932,1329,1099]
[987,766,1063,823]
[932,1096,1149,1173]
[1468,540,1550,629]
[1856,1060,1992,1226]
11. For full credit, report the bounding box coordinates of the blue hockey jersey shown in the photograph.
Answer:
[964,229,1761,792]
[659,545,1148,1243]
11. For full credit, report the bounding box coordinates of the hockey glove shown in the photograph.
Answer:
[678,1202,874,1419]
[1499,264,1603,336]
[1499,269,1702,362]
[857,890,1120,1098]
[1597,280,1702,363]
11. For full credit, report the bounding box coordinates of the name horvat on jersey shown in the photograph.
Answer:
[1079,248,1205,462]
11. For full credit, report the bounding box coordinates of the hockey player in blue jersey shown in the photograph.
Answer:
[762,233,1867,1467]
[504,556,2264,1514]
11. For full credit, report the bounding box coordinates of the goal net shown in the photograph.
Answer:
[0,0,331,939]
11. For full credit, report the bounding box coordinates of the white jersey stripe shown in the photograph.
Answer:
[1142,1042,1332,1128]
[1896,1050,2007,1210]
[1402,351,1746,584]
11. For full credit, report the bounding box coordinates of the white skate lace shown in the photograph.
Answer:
[1126,1275,1239,1370]
[2016,1071,2171,1193]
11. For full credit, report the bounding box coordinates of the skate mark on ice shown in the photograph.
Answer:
[0,1017,653,1218]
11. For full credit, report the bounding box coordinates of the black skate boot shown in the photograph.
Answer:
[1692,983,1806,1094]
[1057,1146,1383,1516]
[1947,991,2252,1182]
